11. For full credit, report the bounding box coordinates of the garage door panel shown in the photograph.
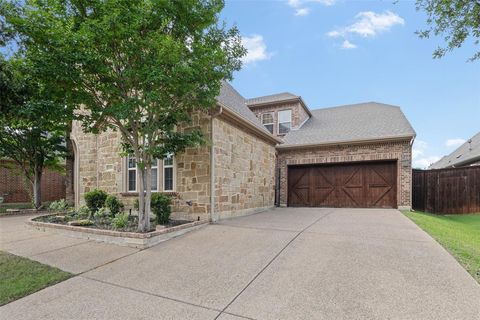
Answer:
[289,168,311,206]
[288,162,397,208]
[364,164,396,208]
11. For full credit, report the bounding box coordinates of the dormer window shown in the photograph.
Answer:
[278,109,292,135]
[262,113,274,134]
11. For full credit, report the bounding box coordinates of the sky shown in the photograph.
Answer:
[220,0,480,168]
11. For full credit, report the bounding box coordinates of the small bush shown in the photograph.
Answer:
[151,193,171,225]
[105,195,124,215]
[93,207,109,219]
[112,212,129,230]
[47,215,67,223]
[48,199,70,212]
[76,206,91,219]
[68,219,94,226]
[84,189,107,212]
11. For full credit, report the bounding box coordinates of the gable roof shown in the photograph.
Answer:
[246,92,313,117]
[216,82,280,142]
[278,102,416,149]
[429,132,480,169]
[246,92,298,105]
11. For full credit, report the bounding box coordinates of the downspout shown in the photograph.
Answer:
[210,106,223,222]
[409,136,415,211]
[95,135,99,189]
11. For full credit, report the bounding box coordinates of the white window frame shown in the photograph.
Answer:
[162,154,175,192]
[261,112,274,134]
[127,155,137,192]
[126,156,175,193]
[278,109,292,135]
[150,160,159,191]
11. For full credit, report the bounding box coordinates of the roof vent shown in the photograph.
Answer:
[468,139,472,151]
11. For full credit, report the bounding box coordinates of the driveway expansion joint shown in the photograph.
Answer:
[213,209,335,320]
[30,240,92,257]
[80,275,223,313]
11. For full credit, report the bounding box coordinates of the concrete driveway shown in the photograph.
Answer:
[1,208,479,319]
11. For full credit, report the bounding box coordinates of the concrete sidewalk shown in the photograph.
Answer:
[1,208,479,319]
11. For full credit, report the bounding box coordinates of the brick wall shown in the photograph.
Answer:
[0,160,66,203]
[249,100,310,137]
[212,116,277,220]
[277,140,413,208]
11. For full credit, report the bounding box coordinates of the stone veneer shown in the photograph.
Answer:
[212,116,277,220]
[277,140,413,209]
[71,111,212,221]
[71,110,276,222]
[249,100,309,138]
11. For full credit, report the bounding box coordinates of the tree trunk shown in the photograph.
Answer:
[145,164,152,230]
[33,167,42,210]
[65,122,75,205]
[137,166,146,232]
[136,162,152,232]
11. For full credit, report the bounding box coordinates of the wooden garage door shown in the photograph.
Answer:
[288,161,397,208]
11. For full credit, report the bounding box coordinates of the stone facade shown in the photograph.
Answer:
[249,100,310,137]
[277,140,413,209]
[212,117,277,220]
[70,112,212,221]
[71,110,277,222]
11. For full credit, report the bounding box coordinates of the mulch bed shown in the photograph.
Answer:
[33,213,191,233]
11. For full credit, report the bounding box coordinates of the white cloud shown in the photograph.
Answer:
[445,138,465,148]
[341,40,357,49]
[328,10,405,38]
[412,140,440,169]
[295,8,310,16]
[287,0,335,17]
[241,35,272,64]
[414,156,441,169]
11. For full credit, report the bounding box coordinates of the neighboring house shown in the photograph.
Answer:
[429,132,480,169]
[0,160,66,204]
[70,82,415,222]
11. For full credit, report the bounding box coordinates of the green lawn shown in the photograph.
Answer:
[403,211,480,283]
[0,203,33,214]
[0,251,71,305]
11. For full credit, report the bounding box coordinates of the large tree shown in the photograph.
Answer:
[0,57,67,209]
[416,0,480,61]
[1,0,245,231]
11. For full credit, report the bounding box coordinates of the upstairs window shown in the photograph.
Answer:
[262,113,274,134]
[278,109,292,135]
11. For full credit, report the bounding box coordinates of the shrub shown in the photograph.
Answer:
[151,193,171,225]
[112,212,129,230]
[105,195,124,215]
[76,206,91,219]
[68,219,94,226]
[48,199,70,212]
[84,189,108,212]
[93,207,109,219]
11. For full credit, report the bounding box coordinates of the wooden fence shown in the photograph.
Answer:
[412,166,480,214]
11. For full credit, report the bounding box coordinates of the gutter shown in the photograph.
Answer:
[276,135,416,150]
[210,105,223,222]
[217,102,282,145]
[247,96,312,117]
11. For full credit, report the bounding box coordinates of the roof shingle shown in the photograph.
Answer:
[279,102,416,148]
[216,82,271,135]
[429,132,480,169]
[246,92,298,105]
